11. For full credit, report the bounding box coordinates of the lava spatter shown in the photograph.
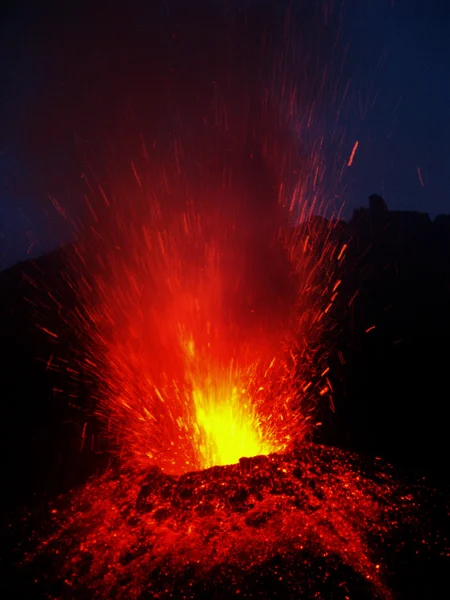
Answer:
[29,444,409,599]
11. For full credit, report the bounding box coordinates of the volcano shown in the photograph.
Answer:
[1,251,448,600]
[24,443,414,599]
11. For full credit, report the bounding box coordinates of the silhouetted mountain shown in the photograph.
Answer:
[0,251,107,512]
[326,196,450,481]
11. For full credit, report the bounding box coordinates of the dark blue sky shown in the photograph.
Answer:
[341,0,450,215]
[1,0,450,268]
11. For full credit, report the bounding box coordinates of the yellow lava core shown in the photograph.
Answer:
[193,383,271,469]
[183,333,277,469]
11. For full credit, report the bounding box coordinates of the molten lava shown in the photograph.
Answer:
[63,171,340,476]
[191,373,273,470]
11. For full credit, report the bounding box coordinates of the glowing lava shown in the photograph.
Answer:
[192,377,272,470]
[62,169,341,475]
[30,444,419,600]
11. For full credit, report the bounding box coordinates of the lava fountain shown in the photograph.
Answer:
[63,168,340,475]
[58,1,341,476]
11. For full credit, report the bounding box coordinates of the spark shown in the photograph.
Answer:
[347,141,359,167]
[417,167,425,187]
[36,325,59,339]
[337,243,347,261]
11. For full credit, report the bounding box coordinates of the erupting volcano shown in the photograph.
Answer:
[11,3,443,599]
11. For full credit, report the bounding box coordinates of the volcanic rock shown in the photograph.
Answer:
[24,443,420,599]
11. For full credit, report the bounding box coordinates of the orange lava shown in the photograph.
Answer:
[191,373,274,469]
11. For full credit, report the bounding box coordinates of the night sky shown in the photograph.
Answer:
[1,0,450,269]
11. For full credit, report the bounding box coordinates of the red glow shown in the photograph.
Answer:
[65,180,342,473]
